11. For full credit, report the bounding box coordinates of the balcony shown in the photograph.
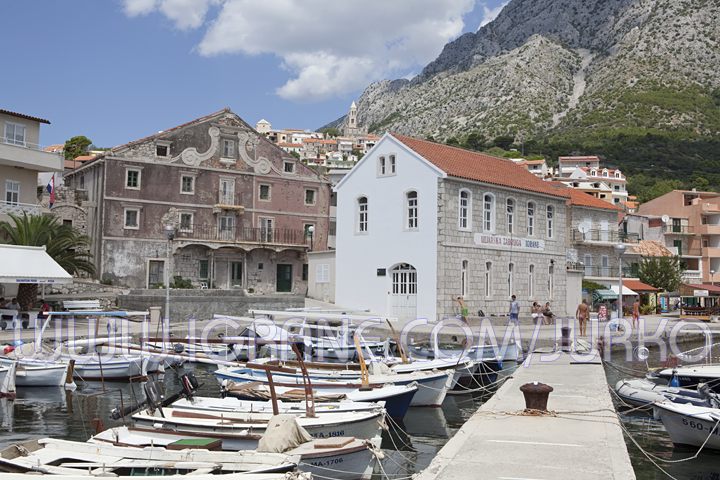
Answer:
[667,245,702,257]
[572,229,640,244]
[681,270,702,282]
[581,265,638,279]
[701,203,720,214]
[0,201,41,218]
[663,225,694,235]
[697,224,720,236]
[0,140,63,172]
[703,247,720,258]
[175,224,308,247]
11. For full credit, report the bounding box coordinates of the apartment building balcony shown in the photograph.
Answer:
[667,245,702,257]
[581,265,638,280]
[0,201,42,218]
[175,224,309,248]
[703,247,720,258]
[572,229,640,245]
[0,140,63,172]
[681,270,703,282]
[663,225,694,235]
[697,224,720,236]
[701,203,720,214]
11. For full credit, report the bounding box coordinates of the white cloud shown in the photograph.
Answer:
[122,0,217,29]
[122,0,475,101]
[478,1,508,29]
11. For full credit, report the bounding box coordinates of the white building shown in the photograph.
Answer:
[335,133,572,321]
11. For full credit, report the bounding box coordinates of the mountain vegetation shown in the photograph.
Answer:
[340,0,720,197]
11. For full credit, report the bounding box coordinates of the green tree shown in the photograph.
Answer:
[0,213,95,308]
[638,256,682,292]
[63,135,92,161]
[463,132,487,151]
[318,127,340,138]
[492,135,515,150]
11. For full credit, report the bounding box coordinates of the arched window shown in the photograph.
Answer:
[357,196,368,233]
[508,263,514,296]
[546,205,554,238]
[461,260,468,297]
[603,169,609,177]
[527,202,535,236]
[614,170,621,178]
[406,191,418,230]
[506,198,515,234]
[590,169,597,176]
[485,261,492,297]
[529,264,535,298]
[377,156,386,176]
[459,189,471,230]
[483,194,495,232]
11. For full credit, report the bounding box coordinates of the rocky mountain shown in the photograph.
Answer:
[346,0,720,151]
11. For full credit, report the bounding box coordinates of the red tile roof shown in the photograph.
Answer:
[392,133,563,197]
[392,134,622,211]
[559,155,599,162]
[623,280,659,292]
[0,108,50,124]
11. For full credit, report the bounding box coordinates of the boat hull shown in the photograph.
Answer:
[0,358,66,387]
[654,403,720,449]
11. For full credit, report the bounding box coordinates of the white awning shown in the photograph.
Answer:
[610,284,638,296]
[0,244,73,284]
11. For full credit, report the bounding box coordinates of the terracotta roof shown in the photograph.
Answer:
[0,108,50,124]
[685,284,720,295]
[64,154,101,170]
[392,134,564,197]
[278,142,303,148]
[523,159,546,165]
[559,155,599,162]
[304,139,336,145]
[559,184,621,211]
[629,240,673,257]
[44,144,64,153]
[623,280,659,292]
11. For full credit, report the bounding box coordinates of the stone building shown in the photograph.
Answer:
[59,108,331,292]
[335,133,578,321]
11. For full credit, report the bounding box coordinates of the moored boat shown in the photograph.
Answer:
[653,401,720,450]
[614,378,713,408]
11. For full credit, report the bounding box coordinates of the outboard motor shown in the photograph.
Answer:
[220,379,229,399]
[144,381,163,413]
[180,372,199,398]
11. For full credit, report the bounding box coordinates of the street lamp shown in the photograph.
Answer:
[164,224,176,332]
[614,243,626,319]
[307,225,315,251]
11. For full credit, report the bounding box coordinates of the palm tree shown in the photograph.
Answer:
[0,213,95,309]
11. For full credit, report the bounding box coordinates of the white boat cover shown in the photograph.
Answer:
[257,415,312,453]
[0,244,72,284]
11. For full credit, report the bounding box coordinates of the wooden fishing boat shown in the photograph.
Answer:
[131,406,385,450]
[0,437,298,477]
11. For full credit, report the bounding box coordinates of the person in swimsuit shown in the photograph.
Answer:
[454,295,469,324]
[632,298,640,330]
[576,299,589,336]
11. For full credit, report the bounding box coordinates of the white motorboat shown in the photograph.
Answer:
[216,366,453,407]
[653,401,720,450]
[653,365,720,391]
[0,437,298,478]
[614,378,713,408]
[0,357,68,387]
[172,396,384,416]
[222,381,418,418]
[131,406,385,450]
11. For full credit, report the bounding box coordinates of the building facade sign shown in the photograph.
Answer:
[473,233,545,252]
[694,289,709,297]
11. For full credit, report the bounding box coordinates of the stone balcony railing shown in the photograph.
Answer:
[572,229,640,244]
[0,201,41,217]
[175,224,309,247]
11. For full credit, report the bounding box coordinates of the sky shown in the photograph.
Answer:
[1,0,508,148]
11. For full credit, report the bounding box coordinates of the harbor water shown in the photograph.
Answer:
[0,344,718,478]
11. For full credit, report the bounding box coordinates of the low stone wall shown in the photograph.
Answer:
[117,289,304,321]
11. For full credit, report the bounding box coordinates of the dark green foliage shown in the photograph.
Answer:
[171,276,193,289]
[492,135,515,150]
[638,256,682,292]
[582,280,607,292]
[63,135,92,161]
[319,127,340,138]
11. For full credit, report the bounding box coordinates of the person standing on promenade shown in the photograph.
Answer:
[508,295,520,326]
[576,299,589,336]
[632,298,640,330]
[454,295,469,324]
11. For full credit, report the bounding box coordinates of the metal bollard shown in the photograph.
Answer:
[520,381,554,412]
[560,326,572,351]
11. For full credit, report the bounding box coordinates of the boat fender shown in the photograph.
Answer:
[173,343,185,354]
[669,370,680,388]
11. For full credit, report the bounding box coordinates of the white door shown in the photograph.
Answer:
[390,263,417,321]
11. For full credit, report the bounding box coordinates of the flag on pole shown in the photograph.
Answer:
[46,175,55,209]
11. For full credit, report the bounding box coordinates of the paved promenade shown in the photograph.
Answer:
[417,351,636,480]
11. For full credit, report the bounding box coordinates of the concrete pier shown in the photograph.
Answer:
[417,351,636,480]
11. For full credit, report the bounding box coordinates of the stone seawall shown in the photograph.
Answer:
[117,289,304,320]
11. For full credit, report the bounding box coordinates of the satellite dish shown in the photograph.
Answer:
[578,221,591,234]
[661,215,670,224]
